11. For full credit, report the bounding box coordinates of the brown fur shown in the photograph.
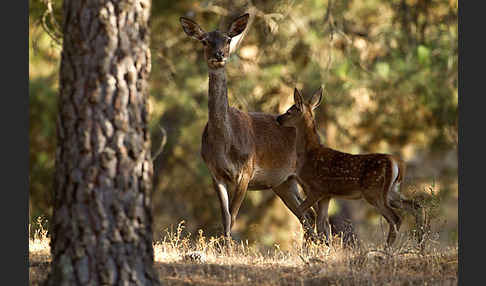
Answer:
[181,15,316,238]
[277,87,424,246]
[201,109,299,190]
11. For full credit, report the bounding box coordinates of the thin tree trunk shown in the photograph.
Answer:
[45,0,160,285]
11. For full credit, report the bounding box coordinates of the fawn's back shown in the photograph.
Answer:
[299,146,399,199]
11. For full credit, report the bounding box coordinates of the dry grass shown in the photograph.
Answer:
[29,220,457,286]
[29,217,51,286]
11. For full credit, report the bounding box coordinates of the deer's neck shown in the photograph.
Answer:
[296,120,322,158]
[207,68,231,137]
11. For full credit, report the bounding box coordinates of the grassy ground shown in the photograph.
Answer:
[29,221,457,285]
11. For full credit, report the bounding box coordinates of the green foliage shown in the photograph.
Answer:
[29,19,60,221]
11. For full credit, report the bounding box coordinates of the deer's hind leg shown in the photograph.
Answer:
[378,203,402,246]
[389,184,425,244]
[363,186,402,247]
[272,176,316,239]
[370,158,403,246]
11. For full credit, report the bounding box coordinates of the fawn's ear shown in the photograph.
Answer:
[294,88,304,111]
[309,87,323,110]
[180,17,207,41]
[227,13,250,38]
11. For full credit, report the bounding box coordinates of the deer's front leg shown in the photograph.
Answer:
[212,178,231,237]
[316,197,331,244]
[229,172,251,230]
[297,188,326,239]
[296,177,324,216]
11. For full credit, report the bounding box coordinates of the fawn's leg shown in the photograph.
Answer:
[273,176,316,239]
[380,204,402,246]
[389,188,425,244]
[363,189,402,246]
[316,197,331,244]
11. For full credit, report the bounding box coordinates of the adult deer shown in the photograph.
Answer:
[276,87,424,246]
[179,14,316,238]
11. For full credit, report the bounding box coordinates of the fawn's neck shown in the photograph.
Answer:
[296,119,322,159]
[207,68,231,137]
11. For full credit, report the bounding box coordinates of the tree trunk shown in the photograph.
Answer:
[45,0,160,285]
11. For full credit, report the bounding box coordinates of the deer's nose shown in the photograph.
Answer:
[215,51,224,61]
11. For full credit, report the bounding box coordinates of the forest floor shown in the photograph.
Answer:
[29,222,457,286]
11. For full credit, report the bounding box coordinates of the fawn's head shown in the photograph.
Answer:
[180,14,249,69]
[277,87,323,128]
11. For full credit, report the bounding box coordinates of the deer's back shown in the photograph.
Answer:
[302,147,393,175]
[299,147,397,198]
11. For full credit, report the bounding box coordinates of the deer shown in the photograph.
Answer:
[276,87,424,246]
[179,14,316,239]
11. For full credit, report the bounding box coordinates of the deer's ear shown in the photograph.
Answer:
[294,88,304,110]
[180,17,206,41]
[227,13,250,38]
[309,87,323,110]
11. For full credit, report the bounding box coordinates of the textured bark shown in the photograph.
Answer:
[45,0,160,285]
